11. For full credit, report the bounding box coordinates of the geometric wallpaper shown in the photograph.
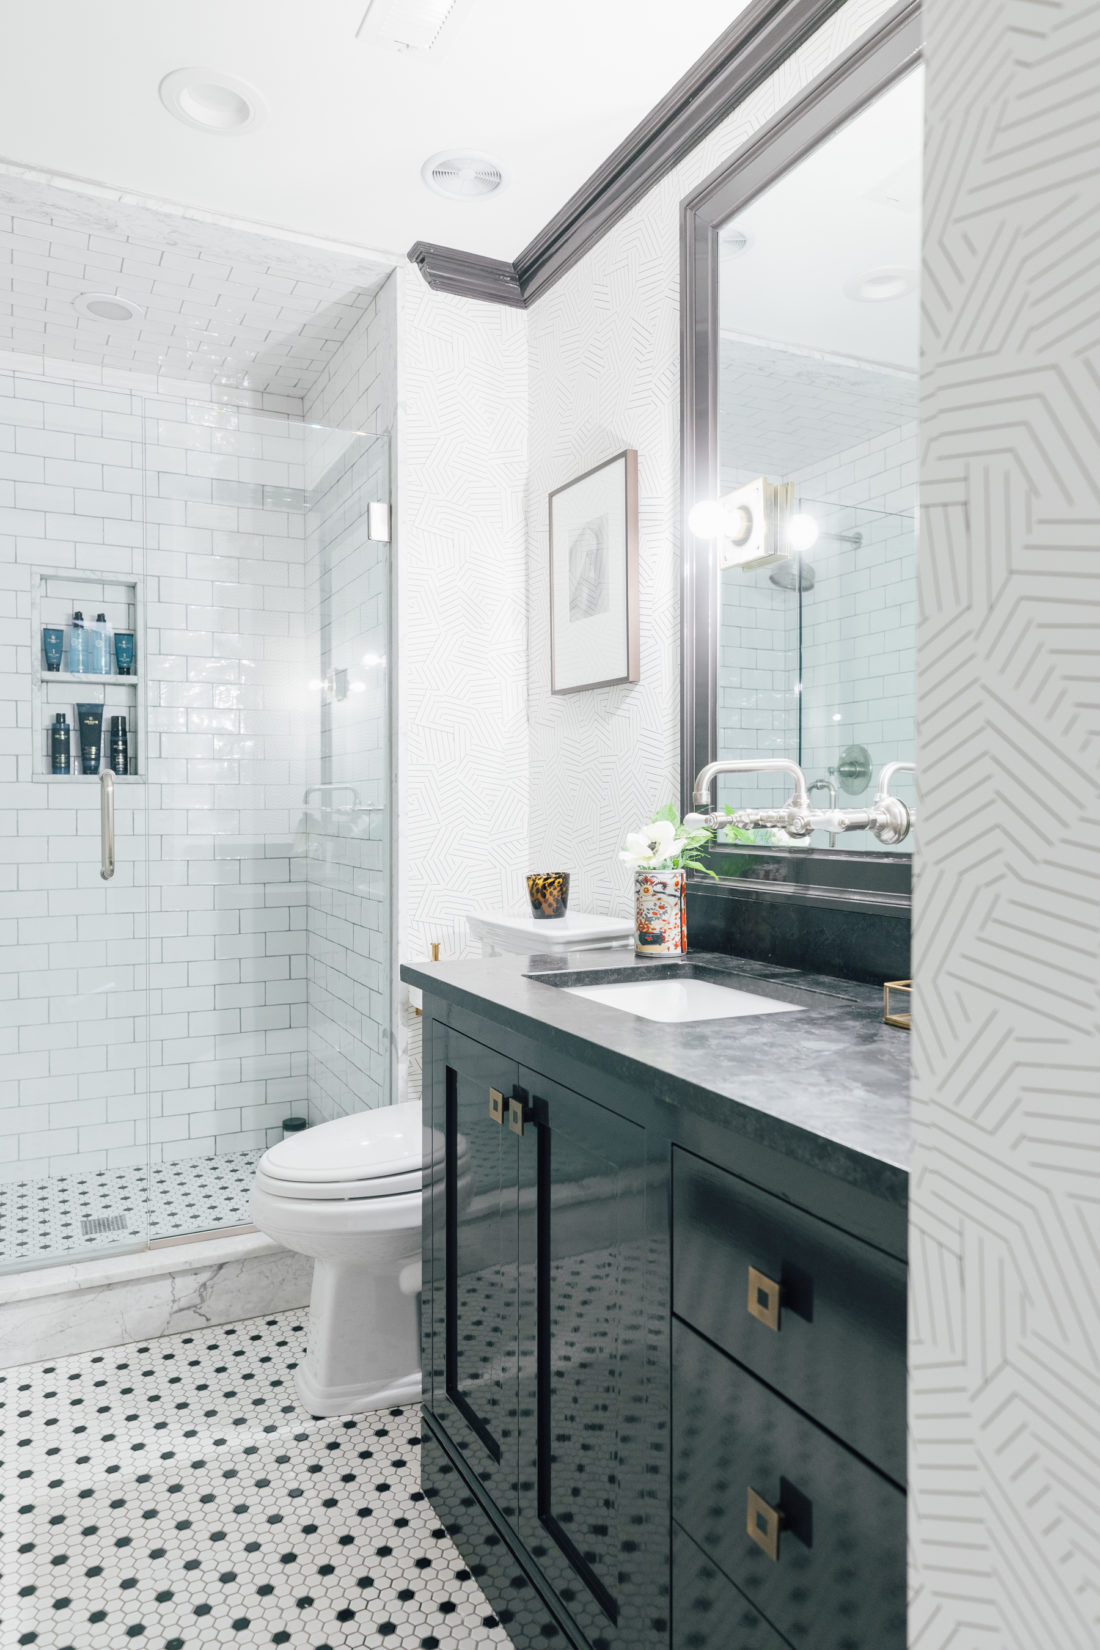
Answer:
[910,1,1100,1644]
[393,270,530,1097]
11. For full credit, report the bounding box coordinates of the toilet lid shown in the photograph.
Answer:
[259,1102,431,1186]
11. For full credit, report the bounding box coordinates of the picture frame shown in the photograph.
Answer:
[548,448,639,694]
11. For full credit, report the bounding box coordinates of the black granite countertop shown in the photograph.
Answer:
[402,947,910,1206]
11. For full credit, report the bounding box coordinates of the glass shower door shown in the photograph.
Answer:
[138,395,391,1243]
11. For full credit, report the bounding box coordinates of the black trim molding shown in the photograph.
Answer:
[407,242,524,308]
[407,0,848,308]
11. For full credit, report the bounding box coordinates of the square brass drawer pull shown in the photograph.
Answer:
[489,1088,505,1125]
[746,1486,784,1562]
[747,1265,781,1331]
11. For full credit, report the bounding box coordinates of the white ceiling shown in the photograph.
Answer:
[0,0,751,263]
[0,171,391,395]
[720,68,923,370]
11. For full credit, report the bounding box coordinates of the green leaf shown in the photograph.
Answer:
[652,802,680,828]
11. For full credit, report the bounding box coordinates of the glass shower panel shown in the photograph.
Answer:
[304,424,392,1124]
[140,396,391,1240]
[799,499,916,849]
[0,374,150,1272]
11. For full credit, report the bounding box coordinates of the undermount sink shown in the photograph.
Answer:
[528,965,804,1024]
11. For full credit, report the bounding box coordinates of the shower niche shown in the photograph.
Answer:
[30,568,145,781]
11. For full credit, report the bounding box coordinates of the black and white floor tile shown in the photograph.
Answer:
[0,1150,263,1270]
[2,1311,517,1649]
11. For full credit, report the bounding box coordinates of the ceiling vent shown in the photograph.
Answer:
[422,151,504,200]
[356,0,467,53]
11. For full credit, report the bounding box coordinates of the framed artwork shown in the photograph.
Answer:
[548,448,639,694]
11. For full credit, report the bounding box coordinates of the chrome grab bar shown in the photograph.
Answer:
[99,769,115,881]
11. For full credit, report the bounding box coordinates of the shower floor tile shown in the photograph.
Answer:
[0,1149,264,1269]
[2,1311,516,1650]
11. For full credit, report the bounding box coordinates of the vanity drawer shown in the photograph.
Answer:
[673,1522,791,1650]
[672,1320,905,1650]
[672,1149,905,1483]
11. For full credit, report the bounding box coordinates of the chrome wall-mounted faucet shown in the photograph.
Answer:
[808,777,838,847]
[685,759,914,846]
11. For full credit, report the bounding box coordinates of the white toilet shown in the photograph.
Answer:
[250,1101,431,1418]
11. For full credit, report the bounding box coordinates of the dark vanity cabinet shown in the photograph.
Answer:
[424,1021,669,1650]
[420,1001,907,1650]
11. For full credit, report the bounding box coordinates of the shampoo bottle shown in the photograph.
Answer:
[68,612,88,674]
[89,613,112,675]
[50,712,70,775]
[109,714,129,776]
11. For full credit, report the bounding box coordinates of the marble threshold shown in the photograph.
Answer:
[0,1229,312,1370]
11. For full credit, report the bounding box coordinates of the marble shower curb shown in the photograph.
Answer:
[0,1232,312,1368]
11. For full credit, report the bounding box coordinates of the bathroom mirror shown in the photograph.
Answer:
[682,12,923,875]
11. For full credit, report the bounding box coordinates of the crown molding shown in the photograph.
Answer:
[407,0,851,308]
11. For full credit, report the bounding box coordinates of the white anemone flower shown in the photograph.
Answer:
[619,819,686,869]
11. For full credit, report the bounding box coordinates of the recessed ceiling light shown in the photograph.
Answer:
[844,266,917,303]
[73,292,144,326]
[421,151,505,200]
[159,67,266,135]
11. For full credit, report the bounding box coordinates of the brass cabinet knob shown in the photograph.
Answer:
[746,1486,784,1562]
[489,1088,504,1125]
[747,1265,782,1331]
[507,1097,525,1136]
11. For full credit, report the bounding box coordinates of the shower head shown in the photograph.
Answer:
[769,558,816,592]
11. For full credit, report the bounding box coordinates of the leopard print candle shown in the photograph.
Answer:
[527,871,570,919]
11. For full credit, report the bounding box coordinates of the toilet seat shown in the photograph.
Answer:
[255,1102,454,1202]
[254,1162,426,1200]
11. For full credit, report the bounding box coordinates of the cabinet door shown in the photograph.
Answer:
[518,1066,667,1650]
[428,1025,524,1522]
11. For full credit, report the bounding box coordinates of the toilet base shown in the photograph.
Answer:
[294,1360,422,1418]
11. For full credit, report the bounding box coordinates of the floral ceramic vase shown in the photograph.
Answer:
[634,868,686,955]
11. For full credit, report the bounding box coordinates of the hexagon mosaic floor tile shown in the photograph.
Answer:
[1,1311,517,1649]
[0,1150,264,1271]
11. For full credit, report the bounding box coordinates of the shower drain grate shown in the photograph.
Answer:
[80,1213,132,1238]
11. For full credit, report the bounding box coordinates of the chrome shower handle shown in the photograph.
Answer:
[99,769,115,881]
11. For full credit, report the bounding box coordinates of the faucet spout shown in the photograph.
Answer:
[691,758,810,813]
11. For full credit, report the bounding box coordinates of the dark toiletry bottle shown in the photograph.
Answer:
[109,714,129,776]
[114,630,135,675]
[42,627,64,672]
[76,702,103,774]
[50,712,70,775]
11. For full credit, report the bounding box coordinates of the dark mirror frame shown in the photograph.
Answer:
[680,0,921,912]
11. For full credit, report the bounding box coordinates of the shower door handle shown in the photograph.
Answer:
[99,769,115,880]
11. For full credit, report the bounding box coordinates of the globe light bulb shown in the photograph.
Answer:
[787,513,819,552]
[688,499,726,541]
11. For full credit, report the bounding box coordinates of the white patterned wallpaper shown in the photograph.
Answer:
[524,0,899,916]
[910,1,1100,1644]
[393,270,530,1096]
